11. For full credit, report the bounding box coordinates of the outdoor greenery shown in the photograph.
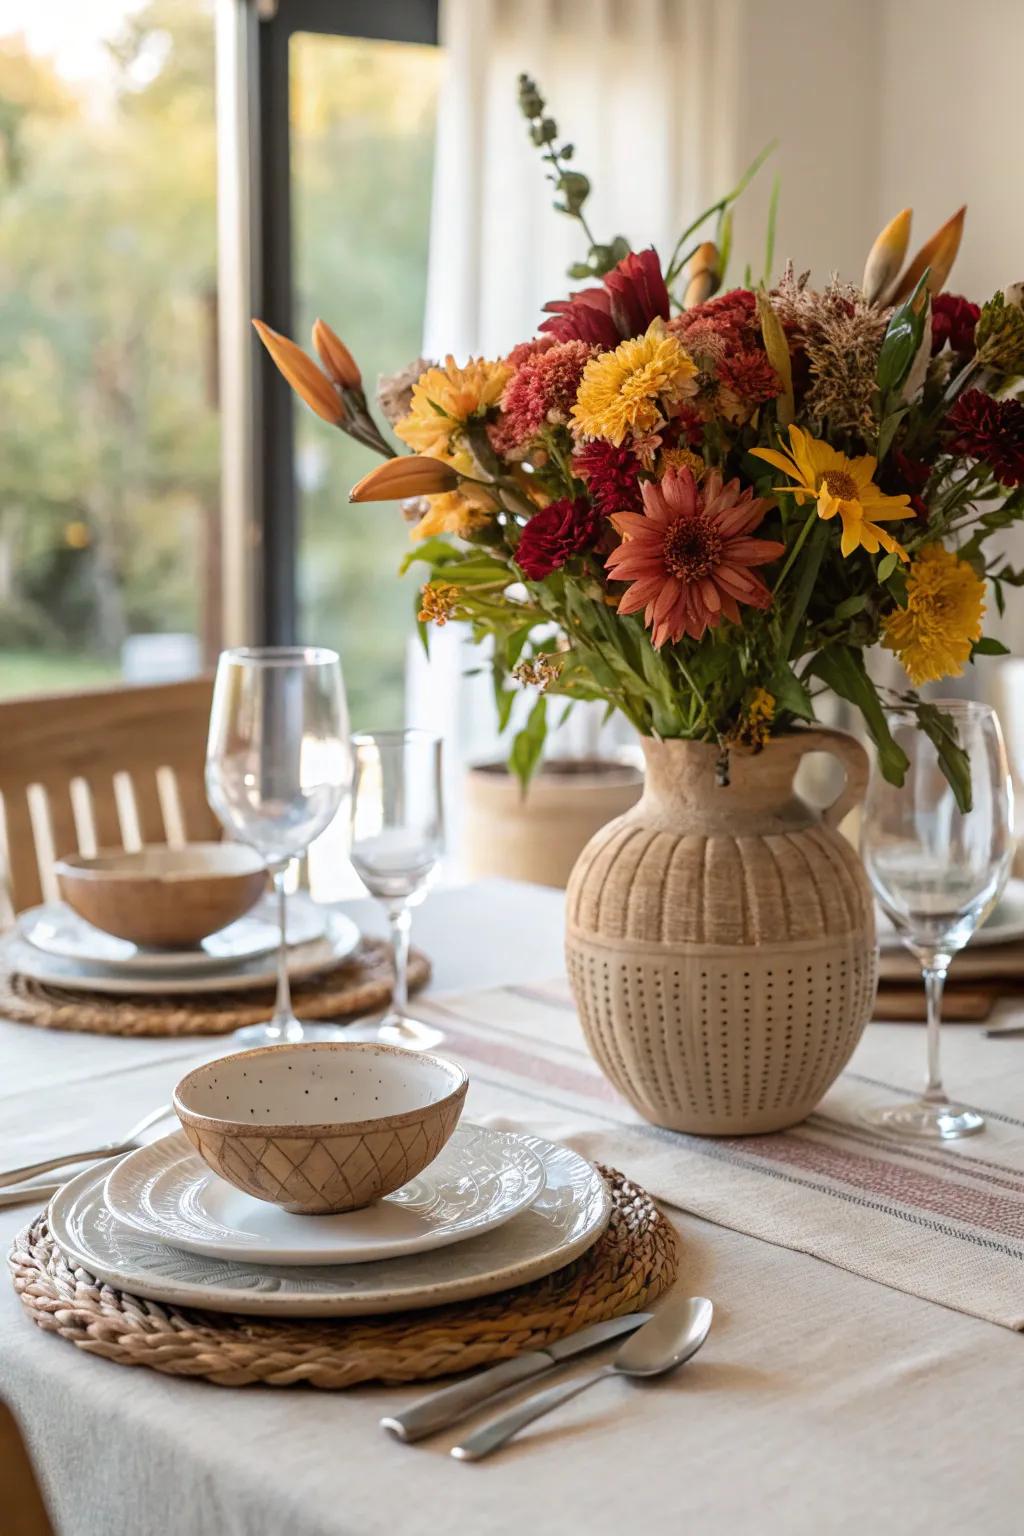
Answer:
[0,3,438,720]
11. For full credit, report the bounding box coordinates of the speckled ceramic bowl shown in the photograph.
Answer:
[173,1043,469,1214]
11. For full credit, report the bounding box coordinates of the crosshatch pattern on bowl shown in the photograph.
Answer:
[173,1043,469,1214]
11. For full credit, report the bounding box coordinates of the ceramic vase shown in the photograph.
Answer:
[565,729,878,1134]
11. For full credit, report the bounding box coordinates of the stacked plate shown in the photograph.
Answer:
[47,1124,611,1316]
[11,894,361,996]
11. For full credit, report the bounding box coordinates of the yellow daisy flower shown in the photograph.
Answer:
[410,487,495,543]
[396,356,511,473]
[570,322,698,447]
[751,424,911,562]
[882,544,986,685]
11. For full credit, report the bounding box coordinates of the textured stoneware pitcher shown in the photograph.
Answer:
[565,729,878,1135]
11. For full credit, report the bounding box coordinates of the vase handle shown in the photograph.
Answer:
[786,727,870,829]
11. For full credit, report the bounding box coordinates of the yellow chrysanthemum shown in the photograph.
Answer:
[570,322,698,447]
[396,356,511,473]
[882,544,986,685]
[751,424,911,562]
[410,487,495,543]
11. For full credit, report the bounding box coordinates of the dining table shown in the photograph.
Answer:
[3,876,1024,1536]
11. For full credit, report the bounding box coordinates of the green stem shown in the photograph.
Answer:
[772,506,816,593]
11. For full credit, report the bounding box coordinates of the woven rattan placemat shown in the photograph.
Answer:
[0,939,429,1037]
[9,1168,678,1389]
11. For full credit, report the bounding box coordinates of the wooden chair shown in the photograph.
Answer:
[0,1402,57,1536]
[0,677,220,920]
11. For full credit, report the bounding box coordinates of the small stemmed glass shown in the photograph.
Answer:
[205,646,351,1047]
[348,729,444,1050]
[862,701,1014,1138]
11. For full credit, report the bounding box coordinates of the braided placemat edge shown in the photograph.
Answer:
[8,1168,679,1389]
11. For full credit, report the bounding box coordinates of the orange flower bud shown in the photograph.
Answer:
[862,208,912,304]
[312,318,362,389]
[349,456,460,503]
[683,242,720,308]
[252,319,345,425]
[888,206,966,305]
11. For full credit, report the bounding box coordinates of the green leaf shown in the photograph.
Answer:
[833,594,869,621]
[509,694,548,793]
[769,660,814,721]
[779,519,828,658]
[876,269,930,393]
[567,262,594,279]
[877,552,899,582]
[807,645,909,787]
[609,235,631,263]
[762,174,780,284]
[915,702,972,813]
[971,636,1011,657]
[398,537,461,575]
[876,406,908,462]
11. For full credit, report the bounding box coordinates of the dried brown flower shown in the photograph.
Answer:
[418,581,461,626]
[771,263,890,438]
[513,654,561,690]
[377,357,434,427]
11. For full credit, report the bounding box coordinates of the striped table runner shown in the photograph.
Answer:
[416,980,1024,1330]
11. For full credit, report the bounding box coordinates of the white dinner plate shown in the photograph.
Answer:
[47,1136,611,1317]
[17,893,325,973]
[5,912,361,996]
[877,877,1024,950]
[103,1125,546,1265]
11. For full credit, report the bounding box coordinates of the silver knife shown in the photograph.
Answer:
[380,1312,652,1443]
[0,1181,61,1210]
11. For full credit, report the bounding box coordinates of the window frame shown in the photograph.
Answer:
[217,0,439,647]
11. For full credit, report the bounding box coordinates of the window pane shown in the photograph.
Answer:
[291,33,440,729]
[0,0,219,699]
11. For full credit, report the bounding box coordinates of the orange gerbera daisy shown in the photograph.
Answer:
[606,467,784,647]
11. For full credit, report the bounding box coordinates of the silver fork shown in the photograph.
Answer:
[0,1104,173,1189]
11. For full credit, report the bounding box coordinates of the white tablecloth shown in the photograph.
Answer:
[3,880,1024,1536]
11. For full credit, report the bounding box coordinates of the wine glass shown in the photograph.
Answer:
[348,729,444,1050]
[861,701,1014,1138]
[205,646,351,1047]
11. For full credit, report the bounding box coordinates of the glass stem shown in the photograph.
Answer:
[270,864,298,1037]
[388,903,412,1020]
[922,961,949,1104]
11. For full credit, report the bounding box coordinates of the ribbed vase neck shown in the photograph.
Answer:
[639,737,817,834]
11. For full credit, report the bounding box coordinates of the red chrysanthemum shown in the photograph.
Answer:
[944,389,1024,486]
[931,293,980,356]
[504,335,558,370]
[492,340,594,453]
[572,439,643,515]
[606,467,784,647]
[539,248,670,347]
[668,288,779,423]
[515,497,603,580]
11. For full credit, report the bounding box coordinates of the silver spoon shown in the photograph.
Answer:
[451,1295,713,1461]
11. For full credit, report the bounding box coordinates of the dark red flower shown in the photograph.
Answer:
[944,389,1024,485]
[931,293,980,356]
[539,248,669,347]
[572,440,643,515]
[515,497,603,580]
[879,450,931,518]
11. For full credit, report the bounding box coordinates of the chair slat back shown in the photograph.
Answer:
[0,677,219,918]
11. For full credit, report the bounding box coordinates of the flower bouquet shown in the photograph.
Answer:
[256,74,1024,813]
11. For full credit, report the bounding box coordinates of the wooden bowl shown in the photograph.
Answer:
[173,1043,469,1214]
[55,844,267,948]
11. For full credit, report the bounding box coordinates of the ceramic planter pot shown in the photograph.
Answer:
[565,729,878,1135]
[463,758,643,889]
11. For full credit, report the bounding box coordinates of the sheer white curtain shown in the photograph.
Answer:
[409,0,744,801]
[423,0,741,359]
